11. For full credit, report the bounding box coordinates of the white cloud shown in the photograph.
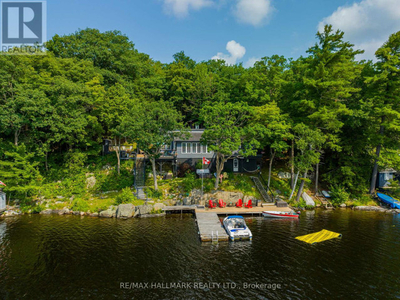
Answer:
[318,0,400,60]
[244,57,261,68]
[163,0,214,18]
[212,40,246,65]
[234,0,274,26]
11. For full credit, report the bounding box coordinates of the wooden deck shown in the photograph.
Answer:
[195,211,229,242]
[196,205,291,215]
[163,205,291,215]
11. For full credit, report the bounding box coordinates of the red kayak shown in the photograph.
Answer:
[262,211,300,218]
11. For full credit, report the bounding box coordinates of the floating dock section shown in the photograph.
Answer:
[195,211,229,242]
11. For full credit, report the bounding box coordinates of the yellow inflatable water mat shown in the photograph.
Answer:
[296,229,342,244]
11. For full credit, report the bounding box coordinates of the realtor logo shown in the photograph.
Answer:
[1,1,46,50]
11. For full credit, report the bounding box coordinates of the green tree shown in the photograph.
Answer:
[290,124,325,202]
[366,31,400,194]
[200,101,262,189]
[122,100,188,190]
[0,144,42,200]
[255,102,292,189]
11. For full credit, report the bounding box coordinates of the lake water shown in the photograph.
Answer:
[0,209,399,299]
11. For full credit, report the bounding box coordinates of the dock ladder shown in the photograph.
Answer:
[211,231,219,243]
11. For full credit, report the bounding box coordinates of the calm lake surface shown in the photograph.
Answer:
[0,209,399,299]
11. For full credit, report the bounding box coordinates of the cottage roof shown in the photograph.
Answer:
[174,130,204,142]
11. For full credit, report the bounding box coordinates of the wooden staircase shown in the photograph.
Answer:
[134,156,146,199]
[250,176,274,203]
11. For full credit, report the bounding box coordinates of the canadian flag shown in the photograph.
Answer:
[203,157,211,165]
[0,181,6,187]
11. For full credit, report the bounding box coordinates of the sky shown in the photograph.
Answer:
[46,0,400,66]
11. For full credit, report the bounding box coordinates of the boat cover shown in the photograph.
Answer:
[302,192,315,206]
[296,229,342,244]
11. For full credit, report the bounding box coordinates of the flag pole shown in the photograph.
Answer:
[201,158,204,199]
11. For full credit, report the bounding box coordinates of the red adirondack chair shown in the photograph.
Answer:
[244,199,253,208]
[218,199,226,208]
[208,200,217,209]
[236,199,243,208]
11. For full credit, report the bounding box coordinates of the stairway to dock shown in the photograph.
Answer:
[250,176,273,203]
[195,211,229,242]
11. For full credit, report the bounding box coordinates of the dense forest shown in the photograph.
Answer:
[1,25,400,206]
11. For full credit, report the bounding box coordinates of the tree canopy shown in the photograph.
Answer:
[1,26,400,201]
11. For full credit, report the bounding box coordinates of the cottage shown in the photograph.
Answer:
[173,129,213,167]
[102,129,263,175]
[377,169,398,188]
[173,129,262,173]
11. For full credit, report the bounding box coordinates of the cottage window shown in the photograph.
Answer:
[196,143,201,153]
[182,142,187,154]
[201,144,207,153]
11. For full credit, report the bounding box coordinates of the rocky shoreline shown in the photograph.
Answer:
[0,202,167,219]
[2,188,400,218]
[2,203,400,219]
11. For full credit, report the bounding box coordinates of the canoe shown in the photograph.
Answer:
[262,211,300,219]
[322,190,331,198]
[377,193,400,209]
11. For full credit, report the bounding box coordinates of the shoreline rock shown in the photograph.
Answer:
[116,204,135,219]
[99,208,116,218]
[354,206,388,212]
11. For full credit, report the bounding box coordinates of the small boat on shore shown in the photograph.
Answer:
[262,211,300,219]
[377,193,400,209]
[223,216,252,241]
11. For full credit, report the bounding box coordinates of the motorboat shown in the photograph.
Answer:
[262,211,300,219]
[223,216,252,241]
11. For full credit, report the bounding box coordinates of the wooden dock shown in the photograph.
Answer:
[195,211,229,242]
[163,204,292,242]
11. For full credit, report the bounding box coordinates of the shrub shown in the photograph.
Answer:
[20,202,45,214]
[195,161,203,170]
[150,208,163,214]
[95,168,134,192]
[182,172,198,193]
[64,151,87,176]
[114,187,136,205]
[147,188,163,199]
[71,198,90,212]
[330,185,350,206]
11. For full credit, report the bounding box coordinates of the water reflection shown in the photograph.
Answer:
[0,211,399,299]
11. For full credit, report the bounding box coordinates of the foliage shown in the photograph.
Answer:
[114,187,137,205]
[20,201,45,214]
[146,188,163,199]
[150,208,164,215]
[329,185,350,206]
[71,198,90,212]
[200,101,262,189]
[0,144,42,200]
[95,168,134,192]
[1,26,400,203]
[64,151,88,176]
[121,100,188,190]
[182,172,198,193]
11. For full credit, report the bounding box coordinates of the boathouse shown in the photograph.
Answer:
[377,169,398,188]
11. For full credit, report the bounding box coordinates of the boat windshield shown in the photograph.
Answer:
[226,218,246,229]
